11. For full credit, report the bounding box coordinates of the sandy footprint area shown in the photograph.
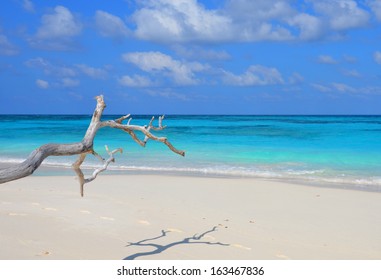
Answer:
[0,174,380,260]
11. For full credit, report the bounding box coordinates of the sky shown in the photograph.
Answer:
[1,0,381,114]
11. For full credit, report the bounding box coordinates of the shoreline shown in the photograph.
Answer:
[1,174,380,260]
[33,165,381,194]
[2,161,381,193]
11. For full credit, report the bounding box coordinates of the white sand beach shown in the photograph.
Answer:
[0,174,380,260]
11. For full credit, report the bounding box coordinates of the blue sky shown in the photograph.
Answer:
[1,0,381,114]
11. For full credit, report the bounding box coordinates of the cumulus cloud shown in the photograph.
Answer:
[118,75,153,87]
[225,0,294,21]
[223,65,284,86]
[122,51,287,88]
[318,55,337,64]
[374,51,381,64]
[30,6,82,50]
[288,13,323,40]
[95,10,130,40]
[36,6,82,38]
[36,79,49,89]
[130,0,299,43]
[223,0,294,41]
[132,0,233,43]
[76,64,107,79]
[0,34,18,56]
[114,0,381,44]
[122,51,207,85]
[312,0,370,31]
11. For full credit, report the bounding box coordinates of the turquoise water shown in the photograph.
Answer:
[0,115,381,190]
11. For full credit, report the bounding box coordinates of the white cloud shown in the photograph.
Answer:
[76,64,107,79]
[225,0,294,21]
[26,58,110,86]
[30,6,82,50]
[22,0,35,13]
[61,78,80,88]
[369,0,381,21]
[312,0,370,31]
[132,0,233,43]
[128,0,292,43]
[36,79,49,89]
[223,65,284,86]
[25,57,77,77]
[131,0,297,43]
[223,0,294,41]
[374,51,381,64]
[122,51,207,85]
[318,55,337,64]
[238,25,291,42]
[288,13,323,40]
[95,10,130,40]
[36,6,82,38]
[124,0,375,44]
[25,57,49,69]
[118,75,153,87]
[26,58,106,90]
[0,34,18,56]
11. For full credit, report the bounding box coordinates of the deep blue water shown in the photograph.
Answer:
[0,115,381,191]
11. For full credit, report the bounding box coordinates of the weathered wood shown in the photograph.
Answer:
[0,95,185,194]
[72,146,122,197]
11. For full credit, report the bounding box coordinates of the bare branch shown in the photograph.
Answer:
[87,147,122,187]
[159,115,164,127]
[148,116,154,127]
[72,146,122,197]
[100,120,185,156]
[0,95,185,192]
[92,150,104,162]
[115,114,131,124]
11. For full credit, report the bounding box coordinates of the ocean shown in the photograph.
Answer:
[0,115,380,191]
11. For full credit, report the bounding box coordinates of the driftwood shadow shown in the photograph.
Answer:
[123,226,229,260]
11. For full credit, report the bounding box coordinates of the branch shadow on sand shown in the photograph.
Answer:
[123,225,230,260]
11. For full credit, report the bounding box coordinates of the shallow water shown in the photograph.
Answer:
[1,115,380,191]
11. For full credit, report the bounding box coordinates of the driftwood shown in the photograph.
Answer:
[0,95,184,196]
